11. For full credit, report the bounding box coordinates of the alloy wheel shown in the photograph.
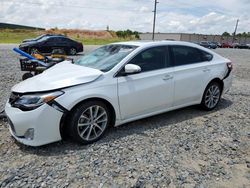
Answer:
[204,84,221,109]
[77,105,108,141]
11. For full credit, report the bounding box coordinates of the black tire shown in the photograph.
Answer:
[29,47,39,54]
[69,47,77,55]
[201,82,222,111]
[22,72,33,80]
[69,101,111,144]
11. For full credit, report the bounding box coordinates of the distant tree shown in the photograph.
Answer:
[134,31,140,39]
[115,30,140,39]
[222,32,230,36]
[234,32,250,37]
[116,30,125,38]
[236,33,242,37]
[241,32,248,37]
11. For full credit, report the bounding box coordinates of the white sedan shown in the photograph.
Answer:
[5,41,233,146]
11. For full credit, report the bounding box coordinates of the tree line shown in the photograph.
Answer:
[222,31,250,37]
[115,29,140,39]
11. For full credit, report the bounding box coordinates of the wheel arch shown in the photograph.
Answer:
[200,77,224,102]
[207,78,224,91]
[200,78,224,110]
[60,97,116,139]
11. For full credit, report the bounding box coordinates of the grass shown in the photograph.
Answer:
[0,29,39,43]
[0,29,133,45]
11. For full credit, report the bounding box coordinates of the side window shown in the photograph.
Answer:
[129,46,167,72]
[47,38,57,43]
[171,46,205,66]
[59,38,69,42]
[201,50,213,61]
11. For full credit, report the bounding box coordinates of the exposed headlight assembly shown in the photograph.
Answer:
[11,91,64,111]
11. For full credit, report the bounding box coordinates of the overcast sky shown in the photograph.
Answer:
[1,0,250,34]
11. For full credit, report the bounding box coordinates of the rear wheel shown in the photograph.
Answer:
[70,101,110,144]
[201,82,222,110]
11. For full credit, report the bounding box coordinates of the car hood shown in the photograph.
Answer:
[12,61,103,93]
[19,41,37,47]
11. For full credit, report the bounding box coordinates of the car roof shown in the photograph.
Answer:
[113,40,207,48]
[112,40,222,58]
[47,36,67,39]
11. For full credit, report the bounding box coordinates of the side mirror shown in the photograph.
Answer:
[124,64,141,74]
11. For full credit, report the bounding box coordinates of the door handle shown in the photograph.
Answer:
[163,75,173,81]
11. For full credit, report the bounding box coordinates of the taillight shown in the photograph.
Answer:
[227,62,233,70]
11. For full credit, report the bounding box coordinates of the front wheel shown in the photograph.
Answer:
[70,101,110,144]
[29,47,39,54]
[201,82,222,110]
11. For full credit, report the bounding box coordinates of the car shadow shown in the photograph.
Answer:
[17,98,233,156]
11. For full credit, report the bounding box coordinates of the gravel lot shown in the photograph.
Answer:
[0,44,249,188]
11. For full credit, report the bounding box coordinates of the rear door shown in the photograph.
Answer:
[42,37,57,53]
[117,46,175,120]
[170,45,212,106]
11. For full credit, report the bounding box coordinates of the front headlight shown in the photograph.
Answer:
[12,91,64,111]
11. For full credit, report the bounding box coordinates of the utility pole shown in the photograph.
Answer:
[232,19,239,43]
[152,0,159,41]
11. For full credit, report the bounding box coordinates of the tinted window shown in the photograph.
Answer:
[171,46,211,66]
[56,37,64,41]
[47,37,58,42]
[201,50,213,61]
[37,36,50,42]
[129,46,167,72]
[65,38,74,43]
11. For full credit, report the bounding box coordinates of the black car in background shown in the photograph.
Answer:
[199,41,217,49]
[19,36,83,55]
[22,34,65,43]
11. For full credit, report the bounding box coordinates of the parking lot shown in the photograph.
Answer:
[0,44,249,187]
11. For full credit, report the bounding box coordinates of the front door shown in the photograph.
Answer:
[117,46,174,120]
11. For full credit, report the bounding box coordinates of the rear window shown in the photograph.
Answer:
[171,45,213,66]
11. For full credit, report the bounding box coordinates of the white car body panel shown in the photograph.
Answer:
[5,102,62,146]
[118,67,174,119]
[5,41,233,146]
[173,61,212,106]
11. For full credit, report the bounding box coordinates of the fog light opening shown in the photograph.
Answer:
[24,128,34,140]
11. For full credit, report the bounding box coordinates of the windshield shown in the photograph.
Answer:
[75,44,137,72]
[34,34,46,41]
[37,36,50,42]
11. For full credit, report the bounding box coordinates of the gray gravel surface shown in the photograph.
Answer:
[0,45,249,188]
